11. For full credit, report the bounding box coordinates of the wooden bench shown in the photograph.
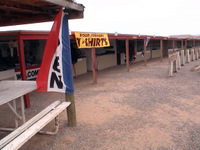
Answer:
[0,101,70,150]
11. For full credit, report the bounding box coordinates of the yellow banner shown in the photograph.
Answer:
[75,32,110,48]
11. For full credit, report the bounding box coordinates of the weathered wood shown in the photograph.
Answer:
[195,49,199,60]
[126,39,130,72]
[44,0,84,11]
[65,93,76,126]
[0,0,84,27]
[198,49,200,58]
[176,52,181,70]
[186,49,190,63]
[168,52,177,76]
[144,39,147,66]
[0,81,37,106]
[0,101,61,149]
[169,53,177,62]
[180,50,185,66]
[160,40,163,62]
[190,65,200,71]
[169,61,173,76]
[92,48,97,84]
[1,101,70,150]
[191,49,195,61]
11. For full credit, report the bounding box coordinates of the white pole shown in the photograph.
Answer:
[180,50,185,66]
[186,49,190,63]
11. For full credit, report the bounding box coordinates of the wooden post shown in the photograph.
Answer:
[176,51,181,70]
[193,40,197,60]
[134,40,137,62]
[169,61,173,76]
[18,34,30,108]
[72,64,77,78]
[180,50,185,66]
[92,48,97,83]
[126,39,130,72]
[186,49,190,63]
[65,93,76,126]
[185,40,187,50]
[150,41,153,59]
[196,41,199,60]
[173,40,175,52]
[168,53,176,76]
[172,40,176,71]
[144,38,147,66]
[191,49,195,61]
[181,40,184,50]
[160,40,163,62]
[199,41,200,59]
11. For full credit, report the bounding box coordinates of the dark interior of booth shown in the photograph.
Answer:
[0,39,46,71]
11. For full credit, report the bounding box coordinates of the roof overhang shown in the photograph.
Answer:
[0,0,84,27]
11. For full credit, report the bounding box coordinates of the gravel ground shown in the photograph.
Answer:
[1,58,200,150]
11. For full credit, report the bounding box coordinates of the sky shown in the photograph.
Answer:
[0,0,200,36]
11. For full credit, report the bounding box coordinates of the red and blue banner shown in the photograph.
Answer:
[36,9,74,93]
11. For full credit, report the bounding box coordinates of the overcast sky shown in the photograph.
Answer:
[0,0,200,36]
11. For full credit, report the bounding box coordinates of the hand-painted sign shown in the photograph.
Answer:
[75,32,110,48]
[15,66,40,80]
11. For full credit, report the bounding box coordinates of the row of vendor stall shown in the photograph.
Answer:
[0,31,200,81]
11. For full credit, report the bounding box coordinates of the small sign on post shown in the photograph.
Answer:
[74,32,110,83]
[75,32,110,49]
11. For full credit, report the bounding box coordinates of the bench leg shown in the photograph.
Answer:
[38,116,59,135]
[20,96,26,123]
[13,100,18,128]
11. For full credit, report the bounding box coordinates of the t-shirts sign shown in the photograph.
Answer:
[75,32,110,48]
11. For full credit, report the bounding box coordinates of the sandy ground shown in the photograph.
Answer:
[1,58,200,150]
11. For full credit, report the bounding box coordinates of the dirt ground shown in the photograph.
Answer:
[1,58,200,150]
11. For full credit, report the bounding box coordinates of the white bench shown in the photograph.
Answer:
[0,101,70,150]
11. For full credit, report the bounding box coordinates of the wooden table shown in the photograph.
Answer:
[0,80,37,130]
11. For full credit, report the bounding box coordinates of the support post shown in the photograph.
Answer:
[92,48,97,83]
[160,40,163,62]
[181,40,184,50]
[172,40,176,71]
[144,38,147,66]
[185,40,187,50]
[126,39,130,72]
[65,93,76,126]
[134,40,137,63]
[173,40,175,52]
[18,34,30,108]
[176,51,181,70]
[150,41,153,59]
[199,42,200,58]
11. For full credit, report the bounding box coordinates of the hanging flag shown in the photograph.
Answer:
[36,9,74,93]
